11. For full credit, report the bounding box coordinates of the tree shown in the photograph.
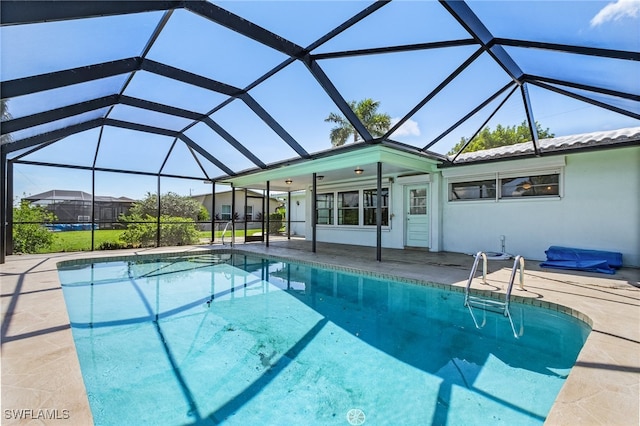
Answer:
[447,121,554,155]
[119,192,204,247]
[13,200,57,253]
[129,191,207,220]
[325,98,391,147]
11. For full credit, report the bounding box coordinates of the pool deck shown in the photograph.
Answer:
[1,239,638,425]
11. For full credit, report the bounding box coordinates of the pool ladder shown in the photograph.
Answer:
[464,251,525,338]
[221,221,233,246]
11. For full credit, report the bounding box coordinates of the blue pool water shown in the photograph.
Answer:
[58,252,590,425]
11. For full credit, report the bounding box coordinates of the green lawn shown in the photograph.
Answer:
[38,228,264,253]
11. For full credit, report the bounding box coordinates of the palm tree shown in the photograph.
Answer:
[1,99,13,144]
[325,98,391,147]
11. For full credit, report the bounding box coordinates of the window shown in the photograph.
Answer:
[221,204,231,220]
[450,180,496,201]
[500,174,560,198]
[245,205,253,220]
[316,193,334,225]
[338,191,359,225]
[363,188,389,226]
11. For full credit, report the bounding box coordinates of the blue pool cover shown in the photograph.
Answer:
[540,246,623,275]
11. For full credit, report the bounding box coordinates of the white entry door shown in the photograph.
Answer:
[405,185,429,248]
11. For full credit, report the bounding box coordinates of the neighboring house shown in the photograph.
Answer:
[191,188,282,229]
[22,190,136,229]
[264,127,640,267]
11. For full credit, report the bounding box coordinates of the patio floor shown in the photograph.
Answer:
[1,239,638,425]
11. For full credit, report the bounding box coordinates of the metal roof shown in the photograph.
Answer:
[452,126,640,163]
[1,0,639,185]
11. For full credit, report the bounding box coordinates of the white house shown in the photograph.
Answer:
[225,127,640,267]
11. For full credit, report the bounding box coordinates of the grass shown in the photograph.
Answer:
[39,228,265,253]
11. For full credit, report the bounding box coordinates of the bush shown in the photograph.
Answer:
[269,212,283,235]
[97,241,129,250]
[119,214,199,247]
[12,201,56,253]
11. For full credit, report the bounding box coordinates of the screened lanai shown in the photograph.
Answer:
[1,0,639,262]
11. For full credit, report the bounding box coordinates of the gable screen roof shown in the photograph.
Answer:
[1,0,638,183]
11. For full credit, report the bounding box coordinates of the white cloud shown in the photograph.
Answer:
[590,0,640,27]
[390,118,421,137]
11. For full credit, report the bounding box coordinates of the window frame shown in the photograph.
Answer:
[221,204,232,220]
[315,186,391,228]
[448,168,563,202]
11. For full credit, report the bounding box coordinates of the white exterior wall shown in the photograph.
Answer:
[441,146,640,267]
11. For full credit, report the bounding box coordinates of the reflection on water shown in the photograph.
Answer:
[59,253,590,426]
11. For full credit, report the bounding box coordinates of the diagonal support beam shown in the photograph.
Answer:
[239,93,310,157]
[303,57,373,143]
[0,0,183,26]
[202,117,266,168]
[1,58,142,99]
[184,1,305,58]
[528,80,640,121]
[1,95,118,135]
[141,59,243,96]
[178,134,236,176]
[440,0,523,81]
[520,83,540,156]
[3,119,104,153]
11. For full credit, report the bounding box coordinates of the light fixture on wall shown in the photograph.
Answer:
[354,167,364,175]
[285,179,292,185]
[317,175,324,181]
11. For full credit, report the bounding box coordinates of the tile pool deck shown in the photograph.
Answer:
[1,240,638,425]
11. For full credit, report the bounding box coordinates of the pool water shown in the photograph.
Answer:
[58,253,590,425]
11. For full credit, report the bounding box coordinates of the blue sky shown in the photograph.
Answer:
[2,0,639,202]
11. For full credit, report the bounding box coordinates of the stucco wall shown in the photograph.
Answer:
[441,146,640,267]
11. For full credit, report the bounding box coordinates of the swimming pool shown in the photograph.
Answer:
[58,251,590,425]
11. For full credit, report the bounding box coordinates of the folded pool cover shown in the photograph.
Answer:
[540,246,623,274]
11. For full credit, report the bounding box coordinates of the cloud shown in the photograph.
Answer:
[390,118,421,137]
[590,0,640,27]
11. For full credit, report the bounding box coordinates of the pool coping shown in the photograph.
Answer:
[2,244,638,425]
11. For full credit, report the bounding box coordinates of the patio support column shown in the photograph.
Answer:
[376,161,382,262]
[6,159,14,256]
[210,181,215,243]
[91,168,95,251]
[261,188,266,241]
[156,176,161,248]
[287,190,291,240]
[0,148,6,264]
[266,181,270,247]
[312,172,317,253]
[243,187,248,242]
[231,185,235,246]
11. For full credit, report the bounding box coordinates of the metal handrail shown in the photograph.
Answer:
[464,252,526,338]
[221,221,232,246]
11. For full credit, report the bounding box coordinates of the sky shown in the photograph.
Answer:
[1,0,639,202]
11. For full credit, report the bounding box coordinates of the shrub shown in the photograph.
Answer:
[12,201,56,253]
[97,241,129,250]
[269,212,283,235]
[119,214,199,247]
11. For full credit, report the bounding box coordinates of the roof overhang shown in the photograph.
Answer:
[219,143,441,192]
